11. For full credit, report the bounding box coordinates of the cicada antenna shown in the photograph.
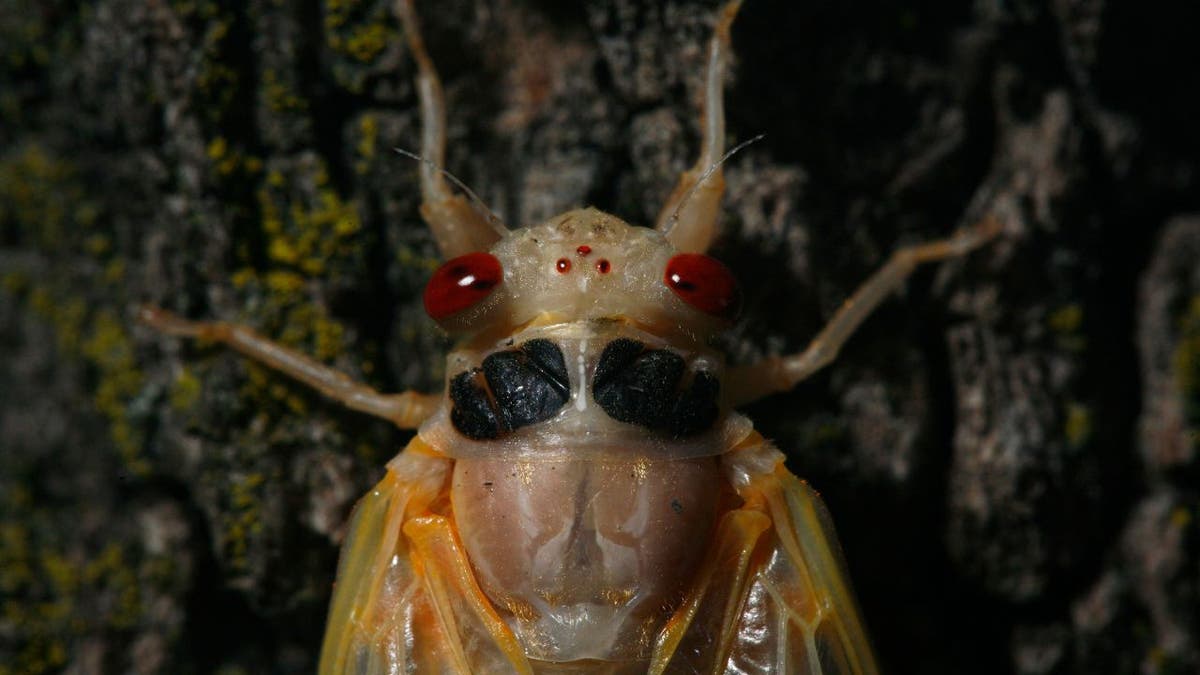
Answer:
[662,133,766,237]
[393,147,509,236]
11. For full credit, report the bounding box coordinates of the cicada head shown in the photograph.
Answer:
[423,208,740,343]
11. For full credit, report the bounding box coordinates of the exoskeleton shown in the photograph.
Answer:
[142,1,999,672]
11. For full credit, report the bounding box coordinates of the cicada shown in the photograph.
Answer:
[142,0,999,672]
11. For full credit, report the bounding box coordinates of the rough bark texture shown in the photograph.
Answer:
[2,1,1198,673]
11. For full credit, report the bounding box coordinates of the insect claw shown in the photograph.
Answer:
[978,214,1006,241]
[715,0,743,44]
[138,305,200,337]
[954,214,1005,255]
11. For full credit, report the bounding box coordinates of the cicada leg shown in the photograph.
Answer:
[650,436,880,675]
[726,215,1003,406]
[320,438,534,674]
[396,0,505,258]
[655,0,742,254]
[139,305,439,429]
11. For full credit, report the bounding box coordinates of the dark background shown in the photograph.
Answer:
[2,0,1198,673]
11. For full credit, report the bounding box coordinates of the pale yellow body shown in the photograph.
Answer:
[141,205,993,671]
[141,1,1000,671]
[315,203,884,672]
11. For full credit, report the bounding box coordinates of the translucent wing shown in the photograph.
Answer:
[651,440,881,674]
[318,441,533,675]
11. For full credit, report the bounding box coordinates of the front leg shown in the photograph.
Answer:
[139,306,439,429]
[655,0,742,254]
[396,0,505,259]
[727,216,1002,407]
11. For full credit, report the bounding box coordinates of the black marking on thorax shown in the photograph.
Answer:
[450,339,570,440]
[592,338,719,438]
[449,337,719,441]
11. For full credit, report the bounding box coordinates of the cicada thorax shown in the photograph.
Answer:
[417,321,753,663]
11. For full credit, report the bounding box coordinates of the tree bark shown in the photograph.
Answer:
[1,0,1197,672]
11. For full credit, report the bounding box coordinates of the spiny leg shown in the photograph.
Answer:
[655,0,742,253]
[396,0,505,259]
[140,306,439,429]
[726,216,1003,407]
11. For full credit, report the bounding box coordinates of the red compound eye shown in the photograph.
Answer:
[664,253,741,319]
[423,252,503,320]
